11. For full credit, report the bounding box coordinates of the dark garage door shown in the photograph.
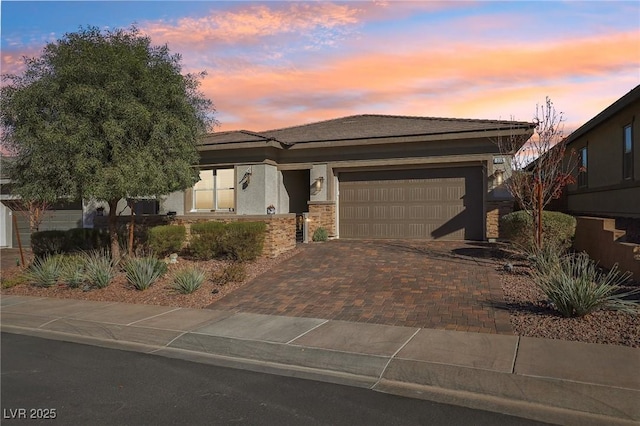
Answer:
[338,167,484,240]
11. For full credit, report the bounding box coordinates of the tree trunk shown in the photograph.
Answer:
[108,198,120,259]
[537,181,543,248]
[128,200,135,258]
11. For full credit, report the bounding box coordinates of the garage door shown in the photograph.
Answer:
[338,167,483,240]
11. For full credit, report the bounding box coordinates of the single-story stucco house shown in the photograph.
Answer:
[156,114,535,243]
[2,115,536,250]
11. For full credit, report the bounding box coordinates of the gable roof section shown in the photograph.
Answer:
[260,114,533,145]
[199,114,535,149]
[564,85,640,146]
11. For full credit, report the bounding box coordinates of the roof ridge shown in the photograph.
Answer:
[258,114,533,134]
[359,114,533,126]
[260,115,364,133]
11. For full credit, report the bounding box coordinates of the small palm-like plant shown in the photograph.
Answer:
[83,250,118,289]
[123,256,168,290]
[532,252,639,317]
[171,266,206,294]
[25,255,64,287]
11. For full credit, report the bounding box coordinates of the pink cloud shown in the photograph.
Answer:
[142,2,362,49]
[197,29,637,130]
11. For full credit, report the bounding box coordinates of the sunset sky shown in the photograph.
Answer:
[2,1,639,134]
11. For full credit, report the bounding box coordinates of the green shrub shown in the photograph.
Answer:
[24,255,64,287]
[31,228,109,257]
[532,252,639,317]
[189,221,265,261]
[222,222,266,261]
[312,227,328,242]
[1,274,27,289]
[191,221,227,234]
[31,230,67,257]
[83,250,118,289]
[59,255,86,288]
[212,262,246,286]
[147,225,186,257]
[171,266,206,294]
[123,256,168,290]
[190,222,226,260]
[500,210,576,253]
[65,228,109,252]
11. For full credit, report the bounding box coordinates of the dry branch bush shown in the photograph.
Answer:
[5,199,52,232]
[494,97,579,248]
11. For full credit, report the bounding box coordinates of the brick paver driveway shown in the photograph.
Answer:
[209,240,513,334]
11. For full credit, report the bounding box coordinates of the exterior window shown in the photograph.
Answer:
[578,147,587,188]
[623,124,633,180]
[192,169,235,211]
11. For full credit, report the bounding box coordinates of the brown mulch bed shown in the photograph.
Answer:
[2,246,639,347]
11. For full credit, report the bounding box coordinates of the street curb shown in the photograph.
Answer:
[3,324,638,426]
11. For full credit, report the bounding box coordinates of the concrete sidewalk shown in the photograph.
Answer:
[1,295,638,425]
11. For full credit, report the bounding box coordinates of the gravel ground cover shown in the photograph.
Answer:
[2,245,639,347]
[498,259,640,347]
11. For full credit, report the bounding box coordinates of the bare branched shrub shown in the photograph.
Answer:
[494,98,579,248]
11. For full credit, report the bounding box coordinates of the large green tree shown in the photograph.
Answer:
[1,26,214,257]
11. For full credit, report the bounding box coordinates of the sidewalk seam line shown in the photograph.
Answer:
[151,331,188,353]
[38,318,61,329]
[285,319,329,344]
[372,328,421,389]
[126,307,182,326]
[511,335,520,374]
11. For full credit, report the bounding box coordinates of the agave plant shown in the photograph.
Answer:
[123,256,168,290]
[24,255,64,287]
[59,255,86,289]
[171,266,206,294]
[82,250,119,289]
[532,252,639,317]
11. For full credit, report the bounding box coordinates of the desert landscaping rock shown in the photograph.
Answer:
[2,244,639,347]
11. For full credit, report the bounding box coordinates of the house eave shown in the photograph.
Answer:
[564,84,640,146]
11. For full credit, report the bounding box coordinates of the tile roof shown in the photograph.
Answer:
[201,114,535,147]
[199,130,274,146]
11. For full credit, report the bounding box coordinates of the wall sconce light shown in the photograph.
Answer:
[493,168,504,186]
[239,166,252,190]
[311,176,325,195]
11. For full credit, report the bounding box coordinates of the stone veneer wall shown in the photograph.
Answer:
[486,201,514,240]
[174,214,296,258]
[308,202,336,238]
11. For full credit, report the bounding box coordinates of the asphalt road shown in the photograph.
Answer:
[1,333,548,425]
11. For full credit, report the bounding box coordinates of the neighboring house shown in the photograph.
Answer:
[165,114,534,241]
[0,183,83,249]
[561,84,640,219]
[556,85,640,277]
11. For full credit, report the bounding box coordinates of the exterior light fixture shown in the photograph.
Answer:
[493,169,504,186]
[240,166,252,190]
[311,176,325,195]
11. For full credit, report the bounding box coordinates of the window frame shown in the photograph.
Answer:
[577,146,588,188]
[623,124,633,180]
[191,168,236,212]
